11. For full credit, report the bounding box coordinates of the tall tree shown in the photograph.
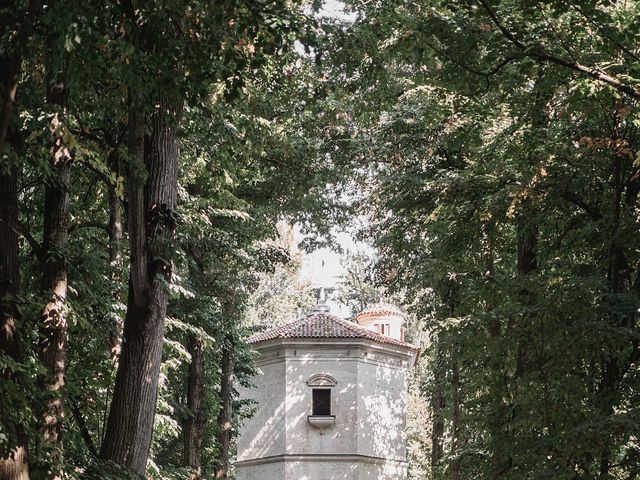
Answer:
[99,95,181,472]
[183,334,205,480]
[213,332,235,480]
[38,115,71,478]
[0,166,29,479]
[314,1,640,478]
[98,0,313,472]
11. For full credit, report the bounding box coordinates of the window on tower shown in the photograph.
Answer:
[375,323,391,335]
[307,374,336,427]
[312,388,331,416]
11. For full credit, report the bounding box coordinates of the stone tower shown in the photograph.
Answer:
[235,303,418,480]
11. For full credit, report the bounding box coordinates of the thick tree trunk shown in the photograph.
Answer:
[38,111,71,479]
[214,337,236,480]
[183,335,205,480]
[99,96,181,474]
[0,167,30,479]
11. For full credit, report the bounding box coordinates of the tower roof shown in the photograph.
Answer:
[355,302,404,319]
[247,311,419,351]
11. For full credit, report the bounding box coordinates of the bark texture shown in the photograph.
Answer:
[38,111,71,479]
[183,335,205,480]
[0,167,30,479]
[214,336,236,480]
[99,96,181,474]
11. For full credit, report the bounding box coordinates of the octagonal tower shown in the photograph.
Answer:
[236,303,418,480]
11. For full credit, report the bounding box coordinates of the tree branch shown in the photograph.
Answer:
[573,5,640,63]
[560,190,602,221]
[15,220,43,259]
[420,35,520,80]
[70,396,98,457]
[477,0,640,100]
[68,222,111,235]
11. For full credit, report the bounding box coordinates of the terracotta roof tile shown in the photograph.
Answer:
[247,312,419,351]
[356,303,404,319]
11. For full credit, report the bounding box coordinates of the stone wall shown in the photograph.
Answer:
[236,352,286,461]
[285,345,359,456]
[357,354,408,460]
[236,339,412,480]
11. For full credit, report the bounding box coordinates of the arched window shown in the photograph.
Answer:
[306,373,337,387]
[307,374,337,426]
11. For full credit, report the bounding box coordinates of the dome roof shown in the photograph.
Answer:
[355,303,405,320]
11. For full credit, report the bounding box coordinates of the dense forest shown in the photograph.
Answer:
[1,0,639,479]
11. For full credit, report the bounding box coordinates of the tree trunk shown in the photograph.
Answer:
[429,333,448,480]
[70,397,97,457]
[430,381,445,480]
[450,360,461,480]
[99,95,181,474]
[0,54,19,153]
[214,336,236,480]
[515,201,539,378]
[516,210,538,277]
[183,335,205,480]
[598,109,628,478]
[38,110,71,479]
[480,221,498,336]
[0,167,30,479]
[107,150,123,265]
[491,85,546,478]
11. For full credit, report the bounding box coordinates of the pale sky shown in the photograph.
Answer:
[300,231,354,317]
[295,223,374,318]
[317,0,357,21]
[296,0,360,317]
[302,232,351,283]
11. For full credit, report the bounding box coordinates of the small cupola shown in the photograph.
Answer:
[355,303,406,342]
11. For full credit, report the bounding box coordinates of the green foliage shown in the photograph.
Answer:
[333,250,381,319]
[0,0,334,477]
[5,0,640,478]
[313,0,640,478]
